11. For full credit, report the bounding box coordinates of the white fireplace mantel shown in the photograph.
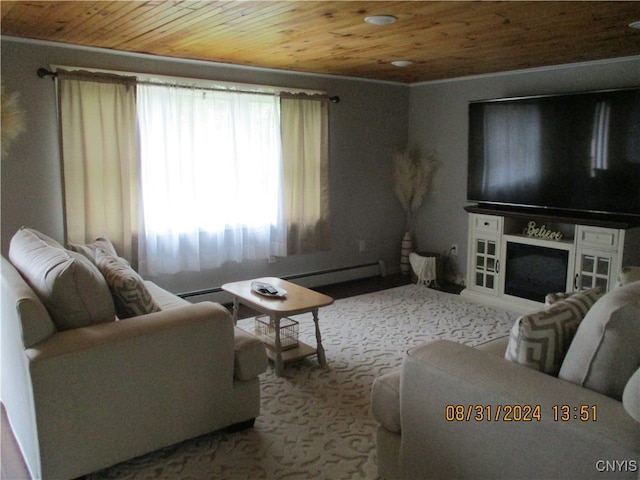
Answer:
[462,206,640,313]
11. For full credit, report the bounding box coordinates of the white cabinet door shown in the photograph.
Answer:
[469,233,501,295]
[574,226,622,292]
[467,214,503,295]
[467,214,503,296]
[574,247,617,291]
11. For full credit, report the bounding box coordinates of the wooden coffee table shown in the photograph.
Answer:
[222,277,334,376]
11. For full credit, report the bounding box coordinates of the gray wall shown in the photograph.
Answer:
[408,56,640,283]
[2,36,638,292]
[1,37,409,293]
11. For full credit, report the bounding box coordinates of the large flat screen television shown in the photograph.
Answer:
[467,88,640,219]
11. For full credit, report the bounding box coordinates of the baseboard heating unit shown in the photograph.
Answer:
[178,261,383,304]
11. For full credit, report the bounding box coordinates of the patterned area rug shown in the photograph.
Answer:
[83,284,518,480]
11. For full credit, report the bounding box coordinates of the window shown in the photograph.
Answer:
[137,84,287,274]
[57,69,330,275]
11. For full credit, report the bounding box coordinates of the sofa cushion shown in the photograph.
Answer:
[9,227,116,331]
[623,367,640,423]
[67,237,119,264]
[233,327,269,381]
[95,251,161,319]
[505,288,603,376]
[559,281,640,400]
[371,370,401,433]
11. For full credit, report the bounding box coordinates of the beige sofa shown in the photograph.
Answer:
[372,278,640,479]
[1,228,268,479]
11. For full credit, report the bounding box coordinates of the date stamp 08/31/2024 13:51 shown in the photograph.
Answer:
[444,404,638,474]
[444,404,598,422]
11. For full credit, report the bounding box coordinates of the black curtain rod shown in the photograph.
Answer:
[36,67,340,102]
[37,68,57,79]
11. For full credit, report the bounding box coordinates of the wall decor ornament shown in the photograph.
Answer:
[523,221,563,241]
[1,81,26,159]
[393,149,438,274]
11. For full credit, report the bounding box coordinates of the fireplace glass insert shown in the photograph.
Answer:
[505,242,569,302]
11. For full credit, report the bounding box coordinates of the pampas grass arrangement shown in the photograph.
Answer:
[1,82,26,159]
[393,149,438,233]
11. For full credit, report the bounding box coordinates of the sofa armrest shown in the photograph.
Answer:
[27,301,233,360]
[398,340,640,480]
[25,302,237,478]
[474,335,508,357]
[234,327,268,381]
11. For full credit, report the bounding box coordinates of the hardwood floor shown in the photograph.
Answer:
[225,274,466,320]
[312,273,412,299]
[225,274,412,320]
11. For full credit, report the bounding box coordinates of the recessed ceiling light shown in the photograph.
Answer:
[629,20,640,29]
[391,60,413,67]
[364,15,397,26]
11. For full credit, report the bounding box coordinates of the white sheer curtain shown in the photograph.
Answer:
[136,84,286,275]
[281,97,330,254]
[58,70,139,265]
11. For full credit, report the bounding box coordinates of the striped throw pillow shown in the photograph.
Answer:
[505,288,603,376]
[95,251,161,319]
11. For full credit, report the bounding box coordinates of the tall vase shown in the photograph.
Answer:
[400,232,413,275]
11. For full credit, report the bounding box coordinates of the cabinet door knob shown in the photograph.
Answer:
[574,273,579,290]
[495,260,500,273]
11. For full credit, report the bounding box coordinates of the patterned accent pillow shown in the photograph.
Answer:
[544,291,574,306]
[95,251,161,319]
[68,237,119,265]
[615,266,640,289]
[505,288,603,376]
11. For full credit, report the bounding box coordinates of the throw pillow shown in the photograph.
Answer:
[505,287,603,376]
[615,266,640,289]
[67,237,119,264]
[544,291,574,306]
[95,251,161,319]
[8,227,116,331]
[558,280,640,400]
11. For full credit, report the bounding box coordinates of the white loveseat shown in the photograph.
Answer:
[372,276,640,479]
[1,228,268,479]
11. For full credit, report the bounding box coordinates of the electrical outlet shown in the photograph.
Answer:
[359,240,366,252]
[451,244,458,256]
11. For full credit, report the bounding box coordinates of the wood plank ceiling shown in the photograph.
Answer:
[2,1,640,84]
